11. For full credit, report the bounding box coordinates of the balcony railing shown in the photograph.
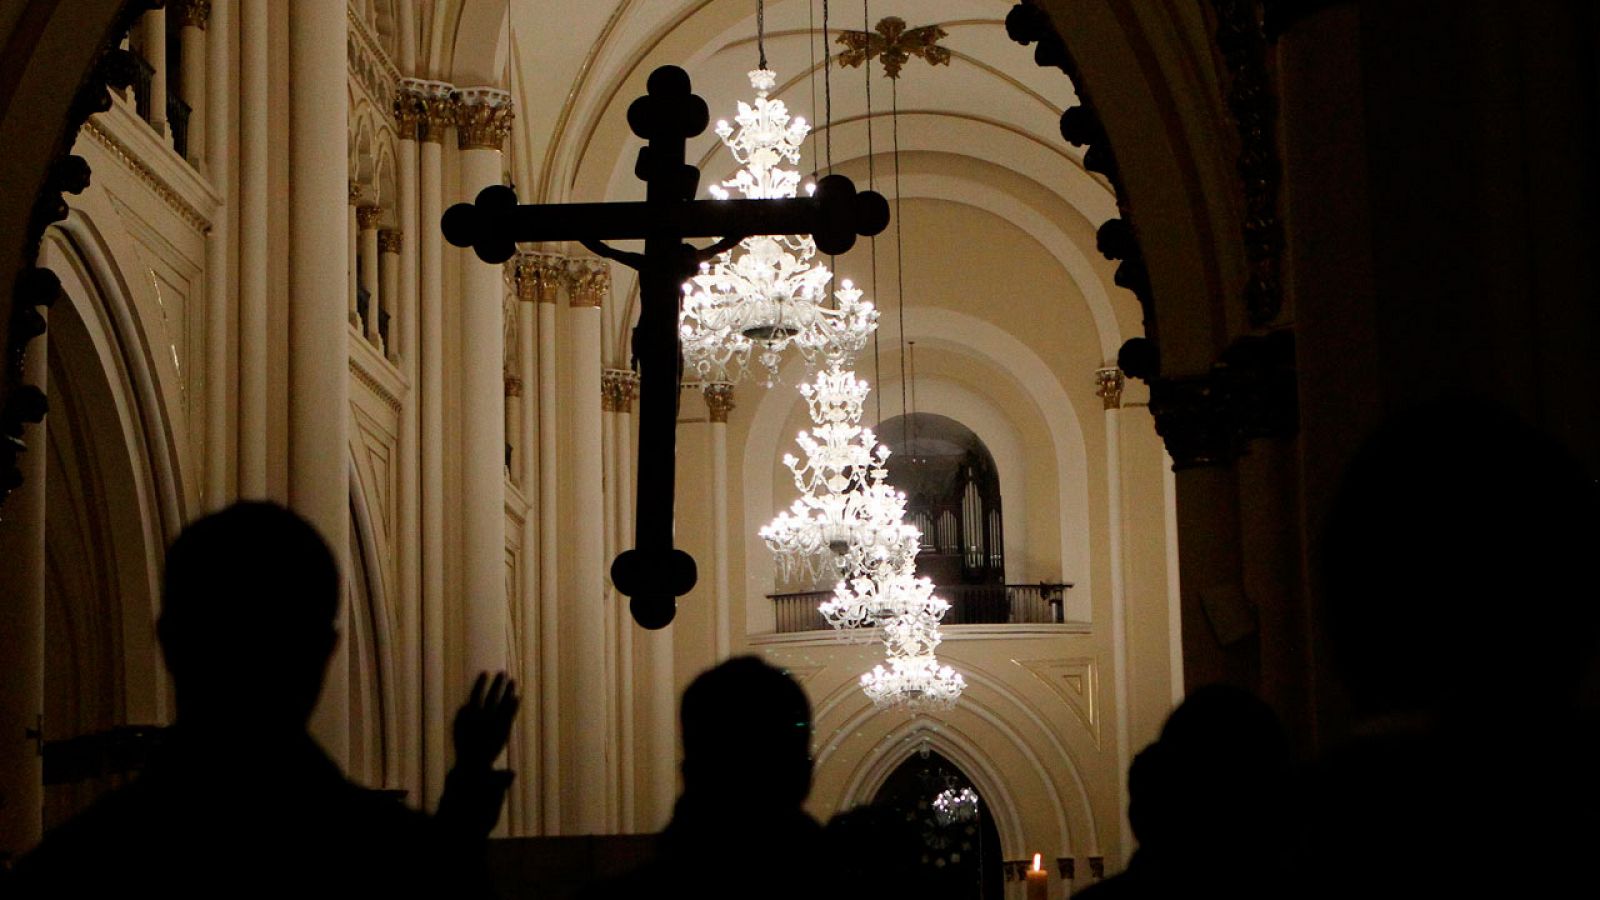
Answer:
[768,582,1074,634]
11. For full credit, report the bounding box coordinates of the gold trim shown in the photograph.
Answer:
[1094,367,1125,410]
[172,0,211,30]
[356,205,383,230]
[378,229,403,254]
[568,260,609,308]
[454,87,514,152]
[702,382,735,423]
[80,119,212,233]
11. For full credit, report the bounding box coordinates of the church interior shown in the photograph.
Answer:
[1,1,1596,897]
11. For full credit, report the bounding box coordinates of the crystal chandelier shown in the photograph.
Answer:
[759,364,919,584]
[933,786,980,826]
[762,364,964,710]
[679,70,878,385]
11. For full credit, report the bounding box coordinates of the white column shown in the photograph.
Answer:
[600,385,619,831]
[1096,366,1133,864]
[289,3,350,766]
[615,371,641,831]
[347,187,361,329]
[141,8,169,137]
[357,205,381,349]
[454,87,513,693]
[567,263,610,834]
[512,254,542,831]
[0,319,46,857]
[394,109,423,807]
[534,261,562,833]
[174,0,208,165]
[379,230,401,363]
[704,382,735,661]
[411,81,453,808]
[237,0,268,499]
[603,368,637,830]
[200,0,226,509]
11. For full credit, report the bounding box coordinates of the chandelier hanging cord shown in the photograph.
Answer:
[823,0,833,174]
[865,0,882,427]
[757,0,768,70]
[893,76,909,446]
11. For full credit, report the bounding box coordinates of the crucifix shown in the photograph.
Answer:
[444,65,889,629]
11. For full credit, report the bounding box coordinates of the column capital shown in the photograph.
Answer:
[603,368,640,413]
[348,180,362,204]
[378,229,404,254]
[702,382,736,423]
[511,252,567,303]
[396,78,457,143]
[173,0,211,29]
[454,87,514,151]
[505,373,524,398]
[356,205,383,230]
[568,261,610,308]
[1095,366,1125,410]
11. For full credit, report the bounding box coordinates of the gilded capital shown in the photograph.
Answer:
[603,368,640,413]
[569,261,610,309]
[505,373,524,398]
[1095,366,1125,410]
[703,382,736,423]
[512,252,567,303]
[397,78,457,143]
[356,205,383,230]
[173,0,211,29]
[348,180,362,204]
[378,230,404,254]
[454,87,514,152]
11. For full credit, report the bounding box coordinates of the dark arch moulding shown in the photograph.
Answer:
[1006,0,1298,470]
[1,1,149,514]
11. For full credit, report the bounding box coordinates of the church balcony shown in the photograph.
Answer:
[767,582,1074,635]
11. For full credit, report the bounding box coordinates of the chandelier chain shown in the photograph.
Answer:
[865,0,881,427]
[823,0,833,174]
[757,0,767,70]
[893,77,909,446]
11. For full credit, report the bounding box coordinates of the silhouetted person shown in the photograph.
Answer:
[823,802,935,898]
[1077,685,1289,899]
[589,656,826,900]
[11,501,520,896]
[1295,398,1600,897]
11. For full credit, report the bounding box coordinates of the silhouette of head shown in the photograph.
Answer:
[158,502,339,733]
[1320,397,1599,718]
[679,656,813,810]
[1132,685,1288,859]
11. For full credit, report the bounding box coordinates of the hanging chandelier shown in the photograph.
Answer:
[933,786,980,826]
[759,364,920,584]
[680,69,878,385]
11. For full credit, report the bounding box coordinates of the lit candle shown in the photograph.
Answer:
[1026,852,1049,900]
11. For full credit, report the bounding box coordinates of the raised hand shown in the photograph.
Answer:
[452,671,519,771]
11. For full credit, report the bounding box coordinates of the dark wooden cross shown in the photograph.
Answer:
[443,65,889,629]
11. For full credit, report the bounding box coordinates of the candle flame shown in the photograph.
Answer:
[1032,853,1043,872]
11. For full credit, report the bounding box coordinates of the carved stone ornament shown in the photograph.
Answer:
[356,205,382,230]
[836,17,951,79]
[396,78,456,143]
[602,368,639,413]
[701,382,735,423]
[454,87,514,151]
[1148,330,1297,469]
[1095,366,1125,410]
[512,252,567,303]
[172,0,212,30]
[568,261,609,309]
[378,230,403,254]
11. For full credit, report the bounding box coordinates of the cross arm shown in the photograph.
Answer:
[442,174,890,264]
